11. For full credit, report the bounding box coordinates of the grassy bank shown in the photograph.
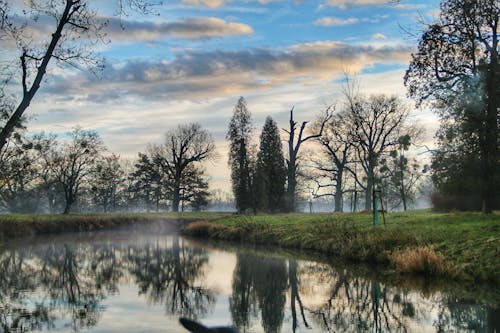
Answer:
[182,210,500,283]
[0,212,227,239]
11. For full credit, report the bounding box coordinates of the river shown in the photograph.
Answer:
[0,223,498,333]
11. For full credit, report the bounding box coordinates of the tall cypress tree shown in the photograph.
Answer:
[255,116,286,212]
[227,97,254,213]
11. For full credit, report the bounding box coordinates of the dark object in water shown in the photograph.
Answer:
[179,318,239,333]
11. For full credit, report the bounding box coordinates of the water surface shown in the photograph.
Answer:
[0,225,498,333]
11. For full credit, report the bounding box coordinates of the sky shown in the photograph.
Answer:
[2,0,441,193]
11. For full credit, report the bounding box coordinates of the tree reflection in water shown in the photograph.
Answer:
[0,239,498,333]
[230,253,287,333]
[127,235,215,318]
[0,243,120,332]
[229,251,499,333]
[0,236,214,332]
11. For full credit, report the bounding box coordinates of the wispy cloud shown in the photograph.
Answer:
[322,0,392,9]
[313,17,359,26]
[104,16,253,41]
[181,0,227,8]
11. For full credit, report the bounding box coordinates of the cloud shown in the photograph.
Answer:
[40,41,412,103]
[181,0,227,8]
[103,16,254,41]
[371,33,387,40]
[1,14,252,50]
[392,3,427,10]
[323,0,392,9]
[313,17,359,26]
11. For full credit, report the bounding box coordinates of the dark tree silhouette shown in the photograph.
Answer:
[90,154,124,213]
[283,107,331,212]
[227,97,255,213]
[405,0,499,213]
[130,150,164,212]
[44,128,105,214]
[154,123,215,212]
[313,109,355,212]
[255,116,287,212]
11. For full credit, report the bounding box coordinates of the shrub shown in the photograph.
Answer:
[389,246,452,277]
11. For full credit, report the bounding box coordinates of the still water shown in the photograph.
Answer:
[0,225,499,333]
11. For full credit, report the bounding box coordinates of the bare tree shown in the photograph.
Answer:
[345,94,413,211]
[45,128,105,214]
[313,109,355,212]
[0,0,161,152]
[154,123,216,212]
[283,107,331,212]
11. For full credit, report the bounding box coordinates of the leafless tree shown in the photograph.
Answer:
[154,123,216,212]
[283,107,332,212]
[0,0,161,152]
[45,128,105,213]
[312,109,355,212]
[344,94,413,211]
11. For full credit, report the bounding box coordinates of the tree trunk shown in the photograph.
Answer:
[365,173,373,211]
[172,179,181,212]
[334,170,343,212]
[482,55,498,214]
[63,198,72,214]
[286,159,296,212]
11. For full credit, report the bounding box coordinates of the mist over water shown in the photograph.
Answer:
[0,224,498,333]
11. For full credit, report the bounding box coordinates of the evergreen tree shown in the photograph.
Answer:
[255,116,286,212]
[227,97,254,213]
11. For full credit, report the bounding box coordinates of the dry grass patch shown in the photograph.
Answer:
[389,246,456,277]
[183,220,226,237]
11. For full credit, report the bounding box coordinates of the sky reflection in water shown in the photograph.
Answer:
[0,230,498,333]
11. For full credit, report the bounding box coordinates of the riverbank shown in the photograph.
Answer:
[182,210,500,283]
[0,212,227,239]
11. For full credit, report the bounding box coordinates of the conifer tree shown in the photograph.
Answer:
[255,116,286,212]
[227,97,254,213]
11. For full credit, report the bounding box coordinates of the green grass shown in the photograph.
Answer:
[183,210,500,283]
[0,212,230,238]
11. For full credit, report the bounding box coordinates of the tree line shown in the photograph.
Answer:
[1,0,498,213]
[227,89,424,214]
[0,124,216,214]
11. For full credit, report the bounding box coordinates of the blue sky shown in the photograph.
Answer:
[3,0,441,191]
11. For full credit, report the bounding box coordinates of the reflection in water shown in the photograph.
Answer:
[0,232,498,333]
[127,235,214,318]
[0,235,214,332]
[228,250,499,333]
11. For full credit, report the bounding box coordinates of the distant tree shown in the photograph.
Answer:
[0,135,41,212]
[227,97,255,213]
[155,123,215,212]
[90,154,124,212]
[179,165,210,212]
[405,0,499,212]
[313,109,355,212]
[345,94,413,211]
[379,135,424,211]
[255,116,286,213]
[129,150,164,212]
[0,0,161,152]
[46,128,105,214]
[283,107,331,212]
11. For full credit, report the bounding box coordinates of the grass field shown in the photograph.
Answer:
[0,211,229,238]
[182,210,500,283]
